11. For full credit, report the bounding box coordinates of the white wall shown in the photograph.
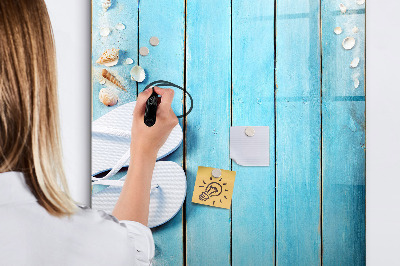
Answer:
[46,0,91,206]
[45,0,400,263]
[366,1,400,265]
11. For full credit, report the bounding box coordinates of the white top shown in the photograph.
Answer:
[0,171,155,266]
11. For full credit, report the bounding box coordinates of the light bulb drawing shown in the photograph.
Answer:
[199,182,222,201]
[198,175,229,206]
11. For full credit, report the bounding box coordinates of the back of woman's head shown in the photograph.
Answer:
[0,0,76,216]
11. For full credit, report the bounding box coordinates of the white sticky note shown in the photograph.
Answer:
[230,126,269,166]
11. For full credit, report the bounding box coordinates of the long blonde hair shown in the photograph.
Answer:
[0,0,76,216]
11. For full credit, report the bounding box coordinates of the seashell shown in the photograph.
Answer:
[116,23,125,30]
[356,0,365,5]
[350,57,360,68]
[334,27,342,35]
[339,3,347,13]
[96,48,119,67]
[100,27,111,37]
[352,26,359,33]
[99,78,106,85]
[342,37,355,50]
[130,65,146,82]
[139,47,149,56]
[99,87,118,106]
[354,78,360,89]
[102,0,111,11]
[125,58,133,65]
[102,69,127,91]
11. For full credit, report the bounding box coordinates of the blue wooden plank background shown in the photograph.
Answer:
[321,1,366,265]
[276,0,322,264]
[185,1,232,265]
[92,0,366,264]
[231,0,275,265]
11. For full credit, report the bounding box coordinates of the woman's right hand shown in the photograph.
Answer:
[130,86,179,160]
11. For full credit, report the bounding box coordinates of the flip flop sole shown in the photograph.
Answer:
[92,161,187,228]
[92,101,183,176]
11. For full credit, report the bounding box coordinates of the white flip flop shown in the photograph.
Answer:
[92,161,187,228]
[92,101,183,178]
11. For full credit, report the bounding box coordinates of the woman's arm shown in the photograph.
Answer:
[112,87,178,226]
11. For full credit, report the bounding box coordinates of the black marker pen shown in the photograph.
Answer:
[144,88,159,127]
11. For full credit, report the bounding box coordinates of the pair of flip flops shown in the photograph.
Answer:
[92,101,186,228]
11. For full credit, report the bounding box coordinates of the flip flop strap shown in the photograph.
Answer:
[93,178,160,193]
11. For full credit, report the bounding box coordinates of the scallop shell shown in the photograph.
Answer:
[356,0,365,5]
[96,48,119,66]
[339,3,347,13]
[100,27,111,37]
[342,37,355,50]
[99,87,118,106]
[125,58,133,65]
[116,23,126,30]
[354,78,360,89]
[350,57,360,68]
[334,27,342,35]
[102,0,111,11]
[352,26,359,33]
[130,65,146,82]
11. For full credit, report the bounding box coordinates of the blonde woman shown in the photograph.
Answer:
[0,0,178,265]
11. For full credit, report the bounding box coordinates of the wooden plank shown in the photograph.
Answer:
[138,0,185,264]
[231,0,275,265]
[92,0,138,121]
[275,0,322,264]
[186,0,232,265]
[321,1,366,265]
[91,2,138,186]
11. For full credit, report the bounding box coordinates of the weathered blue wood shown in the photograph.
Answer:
[231,0,275,265]
[91,1,139,185]
[138,0,185,264]
[275,0,322,264]
[92,0,138,121]
[186,0,231,265]
[321,1,366,265]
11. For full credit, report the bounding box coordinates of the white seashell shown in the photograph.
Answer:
[100,27,111,37]
[99,87,118,106]
[99,78,106,85]
[356,0,365,5]
[96,48,119,67]
[130,65,146,82]
[102,0,111,11]
[352,26,359,33]
[115,23,126,30]
[342,37,356,50]
[125,58,133,65]
[339,3,347,13]
[350,57,360,68]
[334,27,342,35]
[354,78,360,89]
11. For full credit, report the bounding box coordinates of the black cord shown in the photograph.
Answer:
[143,80,193,119]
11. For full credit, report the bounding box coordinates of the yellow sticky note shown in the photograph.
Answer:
[192,166,236,209]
